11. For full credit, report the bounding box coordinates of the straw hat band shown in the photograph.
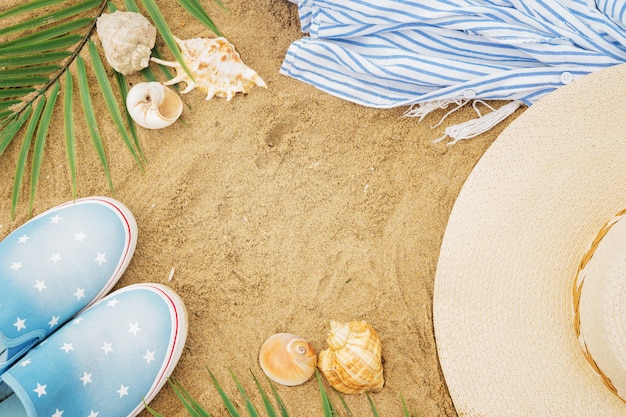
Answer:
[575,208,626,401]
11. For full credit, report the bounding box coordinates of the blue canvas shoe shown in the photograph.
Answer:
[0,197,137,374]
[0,283,187,417]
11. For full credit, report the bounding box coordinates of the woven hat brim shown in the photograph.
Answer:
[433,63,626,417]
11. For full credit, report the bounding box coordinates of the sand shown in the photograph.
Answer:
[0,1,523,415]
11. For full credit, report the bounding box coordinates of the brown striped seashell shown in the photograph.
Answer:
[259,333,317,386]
[317,320,384,394]
[151,37,267,101]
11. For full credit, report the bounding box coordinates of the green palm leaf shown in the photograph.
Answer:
[147,368,418,417]
[0,77,49,88]
[366,393,380,417]
[0,18,93,51]
[114,71,145,161]
[76,55,114,192]
[0,88,37,99]
[0,0,68,19]
[64,70,77,200]
[207,367,242,417]
[87,39,143,168]
[0,100,23,111]
[315,369,335,417]
[167,378,209,417]
[11,101,42,218]
[29,81,61,214]
[177,0,224,36]
[0,34,84,55]
[229,368,261,417]
[0,51,72,68]
[0,107,31,155]
[250,371,282,417]
[0,0,101,37]
[139,0,194,80]
[0,0,223,217]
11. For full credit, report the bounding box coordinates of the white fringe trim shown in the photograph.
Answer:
[403,99,467,122]
[405,100,523,145]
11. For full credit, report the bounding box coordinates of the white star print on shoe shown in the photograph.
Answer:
[0,197,137,374]
[0,283,187,417]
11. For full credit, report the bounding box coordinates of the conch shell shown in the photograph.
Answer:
[259,333,317,386]
[96,11,156,75]
[151,37,267,101]
[317,320,384,394]
[126,82,183,129]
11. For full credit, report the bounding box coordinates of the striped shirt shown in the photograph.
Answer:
[280,0,626,111]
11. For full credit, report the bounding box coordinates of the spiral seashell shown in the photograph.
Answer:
[96,11,156,75]
[259,333,317,386]
[126,82,183,129]
[151,37,267,101]
[317,320,384,394]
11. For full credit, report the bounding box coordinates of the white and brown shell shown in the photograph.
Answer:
[96,10,156,75]
[317,320,384,394]
[259,333,317,386]
[126,82,183,129]
[151,37,267,101]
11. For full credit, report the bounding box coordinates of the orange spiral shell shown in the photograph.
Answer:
[259,333,317,386]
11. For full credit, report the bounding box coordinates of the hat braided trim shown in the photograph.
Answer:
[573,208,626,399]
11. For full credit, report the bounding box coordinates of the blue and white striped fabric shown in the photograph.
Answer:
[280,0,626,141]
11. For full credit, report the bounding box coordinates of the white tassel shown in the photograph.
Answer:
[432,100,523,145]
[403,99,467,122]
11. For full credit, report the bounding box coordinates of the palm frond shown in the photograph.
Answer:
[177,0,223,36]
[335,390,356,417]
[87,39,143,168]
[28,81,61,214]
[113,71,145,160]
[400,394,419,417]
[0,107,31,155]
[250,370,283,417]
[63,70,77,200]
[76,54,114,192]
[0,0,223,217]
[229,368,261,417]
[0,0,101,38]
[168,378,212,417]
[207,367,242,417]
[0,0,67,19]
[316,369,337,417]
[0,18,93,51]
[365,393,380,417]
[145,368,416,417]
[11,101,42,218]
[139,0,194,80]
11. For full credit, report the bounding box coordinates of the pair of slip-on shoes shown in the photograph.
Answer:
[0,197,187,417]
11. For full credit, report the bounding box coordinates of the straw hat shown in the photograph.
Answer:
[433,63,626,417]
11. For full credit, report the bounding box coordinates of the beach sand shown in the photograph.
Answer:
[0,1,523,415]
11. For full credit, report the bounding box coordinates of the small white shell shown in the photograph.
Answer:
[151,37,267,101]
[96,11,156,75]
[126,82,183,129]
[259,333,317,386]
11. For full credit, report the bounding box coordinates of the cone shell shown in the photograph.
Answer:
[318,320,384,394]
[151,37,267,101]
[259,333,317,386]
